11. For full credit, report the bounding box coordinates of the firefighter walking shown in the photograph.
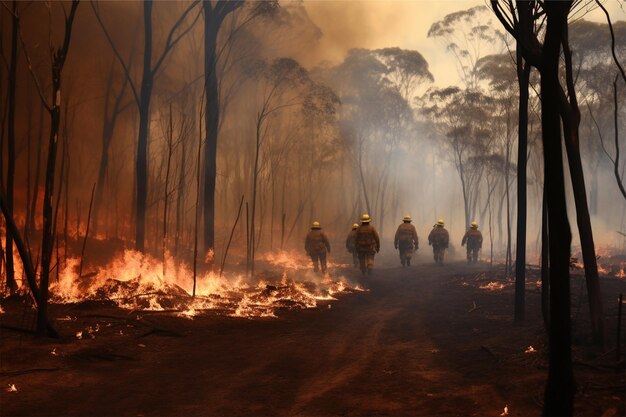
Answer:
[345,223,359,268]
[461,221,483,263]
[304,221,331,273]
[428,219,449,265]
[355,214,380,275]
[394,215,419,267]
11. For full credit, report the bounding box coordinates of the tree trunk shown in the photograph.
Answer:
[135,0,154,252]
[514,56,530,324]
[541,4,575,414]
[175,118,186,259]
[163,105,174,275]
[541,187,550,332]
[203,4,220,256]
[560,25,604,346]
[93,63,127,237]
[5,0,19,294]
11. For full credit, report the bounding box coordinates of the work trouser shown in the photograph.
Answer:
[398,244,415,266]
[433,246,446,265]
[357,251,375,274]
[351,251,359,268]
[310,252,327,273]
[466,246,479,263]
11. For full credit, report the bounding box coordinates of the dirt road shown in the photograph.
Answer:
[1,262,623,417]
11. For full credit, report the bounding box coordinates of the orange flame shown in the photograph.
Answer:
[48,250,361,318]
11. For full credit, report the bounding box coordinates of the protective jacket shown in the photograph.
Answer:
[305,229,331,254]
[394,223,419,250]
[355,224,380,254]
[346,229,357,252]
[428,226,449,248]
[462,229,483,249]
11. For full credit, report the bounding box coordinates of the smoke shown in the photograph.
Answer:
[1,0,625,281]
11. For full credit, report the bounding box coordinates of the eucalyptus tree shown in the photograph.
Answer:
[420,87,494,230]
[491,0,605,347]
[1,0,80,337]
[428,6,505,231]
[91,0,201,252]
[322,48,431,235]
[202,0,279,259]
[570,19,626,204]
[1,0,21,294]
[490,0,606,413]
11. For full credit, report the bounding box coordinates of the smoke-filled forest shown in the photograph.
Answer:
[0,1,625,416]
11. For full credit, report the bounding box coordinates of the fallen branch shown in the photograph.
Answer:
[0,367,59,377]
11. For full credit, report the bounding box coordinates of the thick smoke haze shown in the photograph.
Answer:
[1,0,625,273]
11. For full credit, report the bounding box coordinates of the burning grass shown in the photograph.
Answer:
[43,250,362,318]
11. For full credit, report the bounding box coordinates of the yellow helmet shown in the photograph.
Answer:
[360,214,371,223]
[311,221,321,229]
[352,223,359,229]
[436,219,445,226]
[471,221,478,229]
[403,215,412,222]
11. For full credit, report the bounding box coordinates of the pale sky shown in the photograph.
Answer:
[303,0,626,87]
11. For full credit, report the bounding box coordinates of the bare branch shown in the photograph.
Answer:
[151,0,201,75]
[594,0,626,83]
[89,0,140,107]
[17,28,52,112]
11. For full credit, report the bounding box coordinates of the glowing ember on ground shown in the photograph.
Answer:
[75,331,83,340]
[500,405,509,416]
[524,346,536,353]
[0,305,4,314]
[7,384,17,393]
[479,281,506,291]
[51,348,58,356]
[48,250,360,318]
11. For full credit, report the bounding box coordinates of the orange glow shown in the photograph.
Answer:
[48,249,361,318]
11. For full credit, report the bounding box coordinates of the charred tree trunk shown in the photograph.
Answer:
[203,4,219,255]
[93,63,127,236]
[29,0,80,337]
[514,55,531,324]
[541,3,575,414]
[560,25,604,346]
[135,1,154,252]
[202,0,242,256]
[5,0,19,294]
[541,187,550,332]
[162,105,174,275]
[28,107,44,238]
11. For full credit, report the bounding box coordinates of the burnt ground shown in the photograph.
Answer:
[0,262,624,417]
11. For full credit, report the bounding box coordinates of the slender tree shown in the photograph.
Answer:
[15,0,81,337]
[4,0,19,294]
[91,0,201,251]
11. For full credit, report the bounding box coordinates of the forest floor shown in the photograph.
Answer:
[0,260,624,417]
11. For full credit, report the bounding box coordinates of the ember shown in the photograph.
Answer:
[479,281,506,291]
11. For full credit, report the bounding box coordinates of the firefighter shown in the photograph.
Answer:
[461,221,483,263]
[345,223,359,268]
[394,215,419,267]
[355,214,380,275]
[428,219,449,265]
[304,221,331,273]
